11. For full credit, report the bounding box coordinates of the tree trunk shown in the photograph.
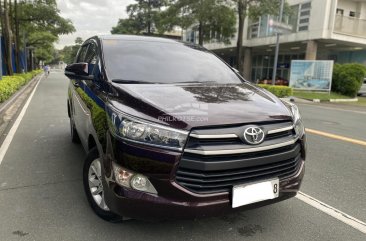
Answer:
[236,0,247,75]
[3,0,14,76]
[147,0,152,34]
[198,21,203,46]
[14,0,21,73]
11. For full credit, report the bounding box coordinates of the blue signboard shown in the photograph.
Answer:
[289,60,334,91]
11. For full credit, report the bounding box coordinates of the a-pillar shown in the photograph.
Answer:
[243,47,252,81]
[305,40,318,60]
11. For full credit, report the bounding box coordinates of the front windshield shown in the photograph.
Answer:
[102,39,242,84]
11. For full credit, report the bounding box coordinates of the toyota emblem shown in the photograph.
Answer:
[243,126,265,145]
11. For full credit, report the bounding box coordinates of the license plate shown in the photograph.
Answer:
[232,178,279,208]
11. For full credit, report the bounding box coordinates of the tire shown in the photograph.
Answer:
[70,117,80,143]
[83,148,122,222]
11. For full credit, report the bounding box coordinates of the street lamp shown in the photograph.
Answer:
[272,0,285,85]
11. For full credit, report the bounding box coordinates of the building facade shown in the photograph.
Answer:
[184,0,366,82]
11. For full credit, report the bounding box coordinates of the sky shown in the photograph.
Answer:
[55,0,135,49]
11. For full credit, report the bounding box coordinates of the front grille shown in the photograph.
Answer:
[176,121,302,194]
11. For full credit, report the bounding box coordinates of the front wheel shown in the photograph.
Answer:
[83,148,122,222]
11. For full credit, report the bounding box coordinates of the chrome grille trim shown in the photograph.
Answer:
[267,125,294,134]
[189,124,294,139]
[184,138,298,155]
[189,133,238,139]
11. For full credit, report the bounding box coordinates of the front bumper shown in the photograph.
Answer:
[103,160,305,220]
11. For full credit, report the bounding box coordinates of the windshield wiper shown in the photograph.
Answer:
[112,79,156,84]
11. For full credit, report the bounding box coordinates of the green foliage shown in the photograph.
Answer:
[160,0,236,44]
[332,63,366,97]
[59,38,83,64]
[293,91,351,101]
[246,0,292,20]
[0,70,42,103]
[111,18,143,34]
[112,0,167,35]
[19,0,75,36]
[258,84,293,98]
[18,0,75,64]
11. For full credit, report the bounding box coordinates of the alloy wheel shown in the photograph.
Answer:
[88,158,109,211]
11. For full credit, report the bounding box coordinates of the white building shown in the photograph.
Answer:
[184,0,366,82]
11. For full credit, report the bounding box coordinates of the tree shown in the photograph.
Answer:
[160,0,236,46]
[0,0,75,75]
[111,18,143,34]
[1,0,14,75]
[60,37,83,64]
[232,0,290,74]
[112,0,167,35]
[74,37,83,45]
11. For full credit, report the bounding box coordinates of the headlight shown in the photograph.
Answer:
[106,105,188,150]
[289,103,305,137]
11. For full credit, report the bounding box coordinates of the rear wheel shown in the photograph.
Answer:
[83,148,122,222]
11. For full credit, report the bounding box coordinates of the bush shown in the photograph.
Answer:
[0,70,42,103]
[257,84,293,98]
[332,63,366,97]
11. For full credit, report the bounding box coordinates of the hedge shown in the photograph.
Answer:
[257,84,293,98]
[0,70,42,103]
[332,63,366,97]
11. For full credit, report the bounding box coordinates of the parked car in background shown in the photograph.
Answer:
[65,35,306,221]
[358,78,366,95]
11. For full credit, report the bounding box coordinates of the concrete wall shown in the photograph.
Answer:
[337,0,358,16]
[205,0,334,49]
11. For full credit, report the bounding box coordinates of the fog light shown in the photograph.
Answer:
[131,175,148,190]
[112,162,157,194]
[113,163,134,188]
[130,174,157,194]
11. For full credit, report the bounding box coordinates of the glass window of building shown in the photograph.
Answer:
[298,2,311,32]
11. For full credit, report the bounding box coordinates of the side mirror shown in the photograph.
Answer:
[65,62,93,80]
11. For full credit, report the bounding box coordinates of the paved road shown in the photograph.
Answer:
[0,72,365,241]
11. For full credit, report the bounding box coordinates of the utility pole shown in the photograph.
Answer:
[272,0,285,85]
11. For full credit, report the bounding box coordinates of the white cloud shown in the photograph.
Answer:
[55,0,135,49]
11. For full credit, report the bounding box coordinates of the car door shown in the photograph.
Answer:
[71,44,91,149]
[82,40,110,149]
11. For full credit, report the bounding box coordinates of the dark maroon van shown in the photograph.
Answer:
[65,35,306,221]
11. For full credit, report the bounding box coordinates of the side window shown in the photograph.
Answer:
[84,43,98,64]
[84,42,99,77]
[76,45,88,63]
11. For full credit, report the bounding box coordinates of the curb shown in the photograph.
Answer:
[0,74,43,115]
[290,97,359,103]
[329,98,358,103]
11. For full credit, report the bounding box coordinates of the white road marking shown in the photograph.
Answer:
[297,192,366,234]
[0,75,43,166]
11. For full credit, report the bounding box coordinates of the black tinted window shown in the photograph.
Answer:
[102,40,242,84]
[77,45,88,63]
[85,42,98,64]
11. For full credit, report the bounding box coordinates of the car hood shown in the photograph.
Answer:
[108,83,293,130]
